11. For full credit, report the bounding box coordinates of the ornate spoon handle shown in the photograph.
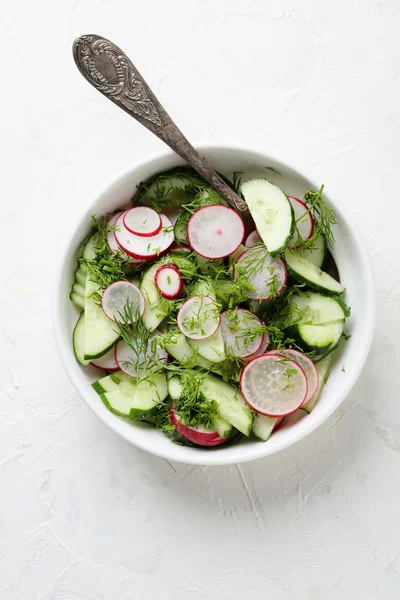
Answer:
[73,34,248,214]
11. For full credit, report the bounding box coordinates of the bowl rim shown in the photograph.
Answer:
[52,141,376,465]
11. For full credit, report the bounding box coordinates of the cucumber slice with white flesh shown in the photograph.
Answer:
[295,233,326,268]
[137,170,203,207]
[71,282,85,298]
[188,328,226,363]
[73,312,90,366]
[286,292,350,326]
[252,414,279,442]
[70,292,85,309]
[163,329,212,369]
[199,373,253,436]
[140,262,172,331]
[241,179,294,255]
[84,273,121,360]
[92,371,137,418]
[294,319,344,361]
[168,376,183,400]
[75,263,87,286]
[129,373,168,420]
[285,248,344,295]
[83,234,98,260]
[301,355,331,413]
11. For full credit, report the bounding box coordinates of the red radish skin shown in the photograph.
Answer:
[267,348,318,405]
[90,347,119,371]
[115,213,174,259]
[244,332,270,362]
[187,205,245,259]
[240,354,308,417]
[170,409,227,446]
[101,281,146,323]
[288,196,314,246]
[154,264,183,299]
[169,242,191,252]
[123,206,162,237]
[113,213,146,264]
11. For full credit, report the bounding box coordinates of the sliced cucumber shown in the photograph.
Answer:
[286,292,350,326]
[252,414,278,442]
[285,248,344,295]
[163,329,212,369]
[193,278,217,300]
[195,254,224,275]
[75,263,87,286]
[84,274,121,360]
[70,291,85,309]
[241,179,294,255]
[136,169,203,207]
[82,234,98,260]
[189,328,226,363]
[92,371,137,418]
[168,376,183,400]
[140,261,171,331]
[71,282,85,298]
[301,355,331,414]
[199,374,253,436]
[294,319,344,360]
[73,312,90,366]
[295,233,326,268]
[174,218,188,244]
[129,373,168,420]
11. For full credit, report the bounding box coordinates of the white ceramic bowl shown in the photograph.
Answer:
[53,143,375,465]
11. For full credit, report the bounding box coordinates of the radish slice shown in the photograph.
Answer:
[116,333,168,377]
[234,247,287,300]
[90,347,119,371]
[220,309,264,359]
[240,354,308,417]
[170,409,226,446]
[169,242,191,253]
[288,196,314,246]
[123,206,162,237]
[115,213,174,259]
[244,332,270,361]
[268,348,318,405]
[101,281,145,323]
[154,264,183,299]
[245,230,263,247]
[187,205,244,259]
[113,213,146,264]
[177,295,220,340]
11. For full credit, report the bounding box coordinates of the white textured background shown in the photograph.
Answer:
[1,1,398,598]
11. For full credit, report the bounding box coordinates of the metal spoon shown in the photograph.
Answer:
[72,34,248,215]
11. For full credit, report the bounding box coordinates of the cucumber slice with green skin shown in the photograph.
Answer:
[252,413,279,442]
[163,329,212,369]
[71,282,85,298]
[284,248,344,295]
[83,234,98,260]
[174,218,188,244]
[286,292,350,326]
[295,233,326,268]
[188,327,226,363]
[140,262,172,331]
[75,264,87,286]
[199,374,253,436]
[73,312,90,366]
[241,179,294,255]
[288,319,344,360]
[92,371,137,418]
[301,355,331,413]
[84,274,121,360]
[129,373,168,420]
[136,170,204,207]
[70,291,85,309]
[168,376,183,400]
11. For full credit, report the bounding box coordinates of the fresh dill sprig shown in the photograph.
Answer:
[302,185,338,248]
